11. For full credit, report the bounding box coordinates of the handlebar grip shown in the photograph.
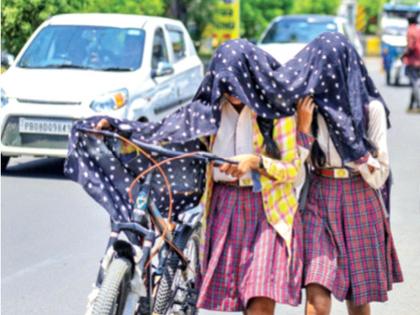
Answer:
[117,123,133,139]
[212,158,238,167]
[213,161,223,167]
[196,152,238,165]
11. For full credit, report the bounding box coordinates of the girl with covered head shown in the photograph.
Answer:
[193,40,304,313]
[66,38,305,314]
[291,33,403,315]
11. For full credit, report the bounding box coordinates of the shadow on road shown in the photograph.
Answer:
[1,158,67,180]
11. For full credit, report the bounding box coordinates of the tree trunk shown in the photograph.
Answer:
[167,0,188,25]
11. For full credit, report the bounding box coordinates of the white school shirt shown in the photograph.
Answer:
[297,100,389,189]
[211,100,254,184]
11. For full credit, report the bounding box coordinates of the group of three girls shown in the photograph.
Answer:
[195,33,403,315]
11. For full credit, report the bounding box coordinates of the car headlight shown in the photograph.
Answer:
[90,88,128,112]
[1,88,9,108]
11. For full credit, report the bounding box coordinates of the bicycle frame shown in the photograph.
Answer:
[81,126,238,314]
[91,171,203,314]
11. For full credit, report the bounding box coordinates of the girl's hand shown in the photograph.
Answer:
[297,96,316,134]
[218,154,260,178]
[95,118,111,130]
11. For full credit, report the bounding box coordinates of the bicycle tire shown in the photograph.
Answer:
[92,258,132,315]
[177,230,200,315]
[152,227,200,315]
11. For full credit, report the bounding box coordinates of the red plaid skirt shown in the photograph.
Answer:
[197,184,303,311]
[302,175,403,305]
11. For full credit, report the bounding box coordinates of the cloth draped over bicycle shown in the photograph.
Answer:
[65,32,390,221]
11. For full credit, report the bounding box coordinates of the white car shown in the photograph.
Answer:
[258,15,364,65]
[0,13,203,170]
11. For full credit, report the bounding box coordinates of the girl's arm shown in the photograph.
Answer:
[295,97,316,187]
[356,100,390,189]
[296,95,316,154]
[219,116,300,183]
[259,115,301,183]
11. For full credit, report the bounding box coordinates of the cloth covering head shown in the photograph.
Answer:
[65,32,390,222]
[282,32,390,162]
[194,32,390,162]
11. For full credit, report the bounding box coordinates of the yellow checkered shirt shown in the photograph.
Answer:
[201,114,300,254]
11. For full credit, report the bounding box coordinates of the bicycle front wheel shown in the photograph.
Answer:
[153,227,201,315]
[92,258,132,315]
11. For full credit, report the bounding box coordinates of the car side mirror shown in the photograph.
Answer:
[1,52,14,68]
[151,61,174,78]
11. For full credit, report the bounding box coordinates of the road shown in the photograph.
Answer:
[2,58,420,315]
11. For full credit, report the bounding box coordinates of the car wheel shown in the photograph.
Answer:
[1,155,10,172]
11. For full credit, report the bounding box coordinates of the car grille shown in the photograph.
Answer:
[17,98,81,106]
[1,116,72,150]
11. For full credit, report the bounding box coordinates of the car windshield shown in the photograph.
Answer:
[18,25,145,71]
[383,26,407,36]
[261,18,338,44]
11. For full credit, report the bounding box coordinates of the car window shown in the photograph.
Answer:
[261,18,338,44]
[168,29,186,62]
[17,25,145,71]
[152,28,169,69]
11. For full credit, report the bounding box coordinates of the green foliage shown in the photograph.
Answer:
[84,0,165,16]
[359,0,383,34]
[240,0,293,40]
[1,0,166,56]
[396,0,419,4]
[0,0,358,56]
[291,0,341,16]
[1,0,85,56]
[240,0,342,40]
[164,0,218,42]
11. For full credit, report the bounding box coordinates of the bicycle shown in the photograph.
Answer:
[79,124,236,315]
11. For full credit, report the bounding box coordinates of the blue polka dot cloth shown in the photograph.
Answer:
[64,32,389,221]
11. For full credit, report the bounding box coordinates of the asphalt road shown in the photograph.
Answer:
[2,58,420,315]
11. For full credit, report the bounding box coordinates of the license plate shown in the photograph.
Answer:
[19,118,73,135]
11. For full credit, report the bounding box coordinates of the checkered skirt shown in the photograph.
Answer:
[197,184,303,311]
[302,175,403,305]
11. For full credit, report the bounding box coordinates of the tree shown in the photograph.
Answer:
[240,0,293,40]
[164,0,218,43]
[1,0,166,56]
[358,0,387,34]
[239,0,341,40]
[1,0,86,56]
[84,0,165,16]
[291,0,341,16]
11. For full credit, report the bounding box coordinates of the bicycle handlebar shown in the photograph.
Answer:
[77,126,238,166]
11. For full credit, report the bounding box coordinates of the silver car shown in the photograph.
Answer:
[0,14,204,170]
[258,15,364,65]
